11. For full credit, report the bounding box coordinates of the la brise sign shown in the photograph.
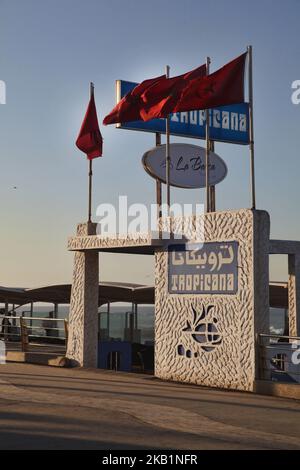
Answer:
[142,143,227,189]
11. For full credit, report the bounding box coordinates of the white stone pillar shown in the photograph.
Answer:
[66,222,99,367]
[155,209,270,392]
[288,254,300,337]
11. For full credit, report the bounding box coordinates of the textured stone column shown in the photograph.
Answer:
[288,254,300,337]
[155,209,270,392]
[66,222,99,367]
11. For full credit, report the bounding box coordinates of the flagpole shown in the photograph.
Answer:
[210,142,216,211]
[88,82,94,223]
[247,45,256,210]
[205,57,211,213]
[165,65,171,216]
[155,133,162,239]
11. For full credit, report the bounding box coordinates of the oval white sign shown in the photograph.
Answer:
[142,143,227,189]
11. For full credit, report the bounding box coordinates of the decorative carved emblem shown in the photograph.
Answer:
[177,304,222,358]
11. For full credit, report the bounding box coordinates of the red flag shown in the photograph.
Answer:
[76,94,103,159]
[174,52,247,113]
[140,64,206,121]
[103,74,165,125]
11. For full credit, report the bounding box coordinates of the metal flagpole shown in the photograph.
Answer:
[247,45,256,210]
[210,141,216,212]
[155,132,162,238]
[165,65,171,214]
[205,57,211,213]
[88,82,94,223]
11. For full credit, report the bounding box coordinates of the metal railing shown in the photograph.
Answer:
[258,333,300,384]
[0,315,68,352]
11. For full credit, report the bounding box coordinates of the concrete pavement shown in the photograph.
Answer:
[0,363,299,450]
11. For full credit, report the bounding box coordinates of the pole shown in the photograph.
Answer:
[210,185,216,212]
[165,66,171,213]
[30,301,33,328]
[88,82,94,222]
[210,141,216,212]
[247,45,256,210]
[155,133,162,238]
[135,303,138,330]
[205,57,211,213]
[107,302,110,339]
[4,301,8,341]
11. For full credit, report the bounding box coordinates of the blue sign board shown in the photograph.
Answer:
[168,241,239,294]
[117,80,250,145]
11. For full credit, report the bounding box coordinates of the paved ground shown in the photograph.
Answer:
[0,363,299,450]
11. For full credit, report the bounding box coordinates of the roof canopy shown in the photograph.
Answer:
[0,281,288,309]
[0,282,154,307]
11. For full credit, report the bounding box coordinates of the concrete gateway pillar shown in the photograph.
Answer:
[66,209,271,391]
[155,209,270,392]
[66,222,99,368]
[288,254,300,337]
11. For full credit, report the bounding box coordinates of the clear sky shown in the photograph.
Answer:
[0,0,299,287]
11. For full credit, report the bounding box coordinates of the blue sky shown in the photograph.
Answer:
[0,0,299,286]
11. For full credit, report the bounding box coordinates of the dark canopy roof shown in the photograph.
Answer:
[0,282,154,307]
[0,281,288,309]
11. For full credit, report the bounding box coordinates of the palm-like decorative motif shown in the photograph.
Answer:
[182,304,222,352]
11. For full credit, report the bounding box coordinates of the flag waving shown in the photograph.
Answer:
[103,52,247,125]
[140,63,206,121]
[76,93,103,159]
[174,52,247,113]
[103,74,165,125]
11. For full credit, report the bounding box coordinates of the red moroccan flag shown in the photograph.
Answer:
[174,52,247,113]
[140,64,206,121]
[76,94,103,159]
[103,74,165,125]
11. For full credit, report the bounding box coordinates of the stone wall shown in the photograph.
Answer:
[155,209,270,392]
[66,223,99,368]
